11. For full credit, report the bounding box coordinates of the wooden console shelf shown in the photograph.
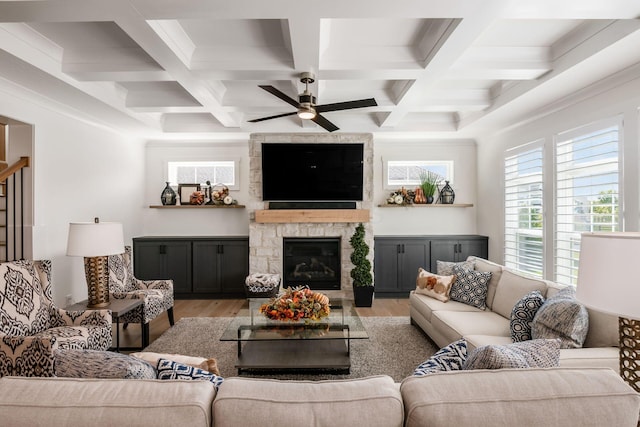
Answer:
[255,209,370,223]
[378,203,473,208]
[149,205,245,209]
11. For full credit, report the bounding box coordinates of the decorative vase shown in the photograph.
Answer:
[440,181,455,204]
[353,286,374,307]
[426,195,434,204]
[161,182,177,205]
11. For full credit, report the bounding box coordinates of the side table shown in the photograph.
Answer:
[66,297,144,352]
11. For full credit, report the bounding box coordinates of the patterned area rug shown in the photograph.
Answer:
[144,316,437,381]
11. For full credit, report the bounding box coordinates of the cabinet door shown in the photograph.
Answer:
[374,240,401,292]
[219,240,249,293]
[192,241,221,293]
[429,239,458,270]
[399,241,429,291]
[458,238,488,261]
[162,241,192,294]
[133,241,165,280]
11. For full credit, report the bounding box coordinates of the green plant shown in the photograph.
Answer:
[349,223,373,287]
[419,169,442,197]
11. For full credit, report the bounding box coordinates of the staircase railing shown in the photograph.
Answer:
[0,156,30,261]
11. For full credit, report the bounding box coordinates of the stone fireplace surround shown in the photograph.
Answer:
[248,133,374,299]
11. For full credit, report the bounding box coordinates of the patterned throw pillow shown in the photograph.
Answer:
[54,349,157,379]
[449,265,491,310]
[156,358,224,389]
[510,290,545,342]
[415,268,456,302]
[436,260,475,276]
[414,339,467,376]
[463,338,561,370]
[532,286,589,348]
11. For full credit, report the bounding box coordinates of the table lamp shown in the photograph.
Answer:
[576,231,640,392]
[66,218,124,308]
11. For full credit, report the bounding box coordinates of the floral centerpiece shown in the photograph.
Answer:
[259,286,330,322]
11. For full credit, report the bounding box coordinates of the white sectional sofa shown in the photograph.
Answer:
[410,256,620,372]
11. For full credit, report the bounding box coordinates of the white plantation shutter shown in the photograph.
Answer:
[504,143,544,278]
[554,120,621,285]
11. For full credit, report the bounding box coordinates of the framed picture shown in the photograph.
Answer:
[178,183,200,205]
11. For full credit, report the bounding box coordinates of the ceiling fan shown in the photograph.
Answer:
[248,72,377,132]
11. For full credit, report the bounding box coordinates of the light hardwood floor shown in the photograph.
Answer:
[117,298,410,349]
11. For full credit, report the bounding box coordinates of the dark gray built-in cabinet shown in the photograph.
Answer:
[133,237,249,298]
[374,235,488,297]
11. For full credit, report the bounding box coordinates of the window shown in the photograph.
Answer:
[167,161,237,189]
[384,160,453,189]
[554,120,621,285]
[504,143,544,278]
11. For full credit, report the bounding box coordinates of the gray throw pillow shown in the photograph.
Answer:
[532,286,589,348]
[437,260,475,276]
[510,290,545,342]
[413,339,467,376]
[463,338,561,370]
[450,265,491,310]
[54,349,156,379]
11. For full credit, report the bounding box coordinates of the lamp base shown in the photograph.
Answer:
[84,255,110,308]
[619,316,640,393]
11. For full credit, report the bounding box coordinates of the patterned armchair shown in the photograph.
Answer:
[0,260,112,377]
[108,246,174,347]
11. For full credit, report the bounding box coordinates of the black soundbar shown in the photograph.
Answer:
[268,201,357,210]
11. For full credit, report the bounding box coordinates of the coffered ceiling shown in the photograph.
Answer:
[1,0,639,140]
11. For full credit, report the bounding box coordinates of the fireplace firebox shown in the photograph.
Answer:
[283,238,341,290]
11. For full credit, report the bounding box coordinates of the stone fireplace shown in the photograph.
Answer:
[247,133,374,298]
[283,237,341,290]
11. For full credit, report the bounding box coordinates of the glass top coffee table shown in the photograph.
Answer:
[220,298,368,374]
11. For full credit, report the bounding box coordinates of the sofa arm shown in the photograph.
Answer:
[0,335,58,377]
[52,308,112,328]
[133,278,173,293]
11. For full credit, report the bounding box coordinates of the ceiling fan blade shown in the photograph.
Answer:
[258,85,299,108]
[315,98,377,113]
[311,114,339,132]
[248,111,297,123]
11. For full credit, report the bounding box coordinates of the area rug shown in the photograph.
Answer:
[144,316,437,381]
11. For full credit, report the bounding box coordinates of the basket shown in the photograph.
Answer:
[244,273,281,298]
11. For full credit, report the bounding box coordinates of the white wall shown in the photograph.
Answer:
[476,73,640,266]
[143,141,250,236]
[0,80,146,307]
[372,139,479,236]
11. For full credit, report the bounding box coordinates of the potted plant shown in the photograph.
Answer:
[419,169,441,204]
[350,223,374,307]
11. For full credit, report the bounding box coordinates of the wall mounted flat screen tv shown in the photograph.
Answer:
[262,143,364,201]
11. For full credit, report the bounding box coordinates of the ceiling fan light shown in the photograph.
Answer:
[297,106,316,120]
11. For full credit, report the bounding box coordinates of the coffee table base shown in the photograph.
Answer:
[236,340,350,375]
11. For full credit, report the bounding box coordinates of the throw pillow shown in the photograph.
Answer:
[156,358,224,389]
[131,352,220,375]
[463,338,561,370]
[510,290,545,342]
[413,339,467,376]
[54,349,156,379]
[532,286,589,349]
[415,268,455,302]
[449,265,491,310]
[436,260,475,276]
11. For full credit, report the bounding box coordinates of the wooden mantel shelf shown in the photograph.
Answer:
[255,209,370,223]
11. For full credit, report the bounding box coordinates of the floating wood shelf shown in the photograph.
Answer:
[255,209,370,223]
[149,205,246,209]
[378,203,473,208]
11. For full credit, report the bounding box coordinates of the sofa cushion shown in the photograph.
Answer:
[410,291,480,323]
[400,368,640,427]
[583,308,618,348]
[54,349,156,379]
[0,376,217,426]
[492,269,548,319]
[156,359,224,389]
[510,290,545,342]
[559,347,620,372]
[436,259,475,276]
[463,338,561,370]
[466,256,504,310]
[415,268,455,302]
[213,376,403,427]
[413,339,467,376]
[464,334,513,353]
[450,265,491,310]
[532,286,589,348]
[432,311,511,344]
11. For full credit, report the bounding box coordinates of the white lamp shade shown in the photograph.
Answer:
[576,232,640,320]
[66,221,125,257]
